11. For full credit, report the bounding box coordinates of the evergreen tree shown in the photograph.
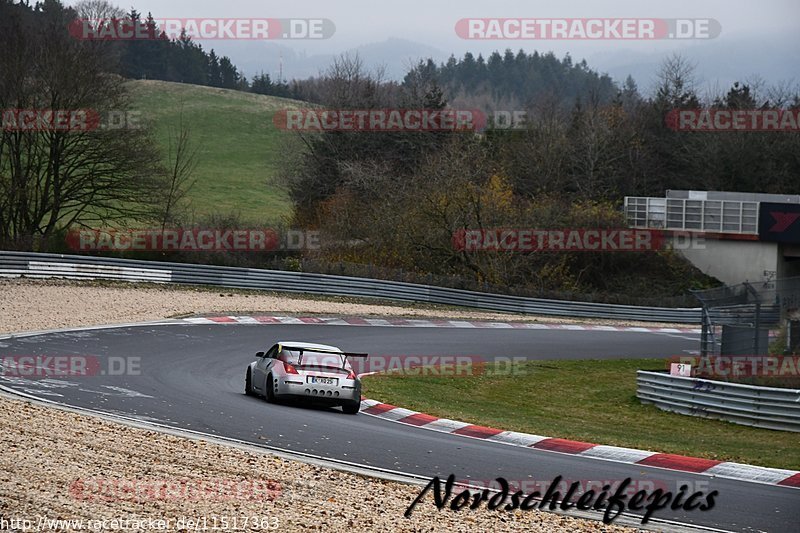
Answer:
[251,72,273,95]
[207,50,221,87]
[219,56,239,89]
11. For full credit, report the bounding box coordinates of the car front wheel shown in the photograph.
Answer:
[245,369,254,396]
[265,374,276,402]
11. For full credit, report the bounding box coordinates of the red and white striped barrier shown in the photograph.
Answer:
[359,399,800,489]
[182,315,702,334]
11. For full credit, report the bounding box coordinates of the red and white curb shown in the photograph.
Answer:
[182,315,702,334]
[358,399,800,489]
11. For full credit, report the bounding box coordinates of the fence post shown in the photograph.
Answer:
[701,307,710,358]
[744,282,761,355]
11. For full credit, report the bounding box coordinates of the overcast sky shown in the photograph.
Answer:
[65,0,799,91]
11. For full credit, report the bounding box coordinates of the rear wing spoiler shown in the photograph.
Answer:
[280,345,369,366]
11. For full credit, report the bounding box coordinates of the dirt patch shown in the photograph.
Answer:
[0,397,634,532]
[0,278,694,335]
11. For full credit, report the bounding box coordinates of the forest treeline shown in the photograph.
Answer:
[3,0,799,303]
[279,54,799,301]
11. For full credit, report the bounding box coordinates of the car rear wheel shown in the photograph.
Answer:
[342,400,360,414]
[265,374,276,403]
[245,369,254,396]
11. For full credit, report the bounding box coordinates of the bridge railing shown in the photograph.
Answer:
[625,197,760,234]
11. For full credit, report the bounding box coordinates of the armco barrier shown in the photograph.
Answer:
[0,251,702,323]
[637,371,800,432]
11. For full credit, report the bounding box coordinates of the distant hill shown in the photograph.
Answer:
[126,80,303,224]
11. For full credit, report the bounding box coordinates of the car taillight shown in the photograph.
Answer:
[346,370,356,380]
[284,363,299,374]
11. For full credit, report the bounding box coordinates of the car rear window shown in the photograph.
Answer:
[281,351,350,370]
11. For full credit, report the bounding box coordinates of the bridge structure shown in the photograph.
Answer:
[625,190,800,286]
[626,190,800,354]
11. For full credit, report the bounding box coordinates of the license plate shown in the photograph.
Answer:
[311,376,336,385]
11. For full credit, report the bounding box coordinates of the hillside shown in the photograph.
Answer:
[126,80,302,224]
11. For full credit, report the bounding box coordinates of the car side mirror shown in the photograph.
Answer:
[256,351,265,358]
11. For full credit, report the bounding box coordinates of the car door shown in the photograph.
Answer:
[254,345,278,392]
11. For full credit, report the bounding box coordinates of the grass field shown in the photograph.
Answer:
[126,80,301,224]
[362,359,800,470]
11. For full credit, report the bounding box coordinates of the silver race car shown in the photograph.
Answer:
[245,341,368,414]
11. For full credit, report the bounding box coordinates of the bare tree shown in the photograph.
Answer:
[160,108,198,229]
[654,53,700,107]
[74,0,125,20]
[764,79,799,108]
[0,2,167,249]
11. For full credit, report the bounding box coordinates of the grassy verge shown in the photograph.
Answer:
[362,359,800,470]
[126,80,301,223]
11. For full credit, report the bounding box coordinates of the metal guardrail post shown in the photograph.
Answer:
[700,307,710,359]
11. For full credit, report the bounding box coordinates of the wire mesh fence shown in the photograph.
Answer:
[692,277,800,356]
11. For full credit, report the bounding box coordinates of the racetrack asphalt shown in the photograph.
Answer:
[1,323,796,532]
